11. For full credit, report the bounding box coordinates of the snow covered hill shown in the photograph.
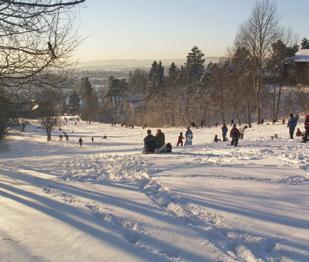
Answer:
[0,119,308,262]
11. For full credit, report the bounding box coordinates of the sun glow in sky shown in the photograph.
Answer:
[74,0,309,61]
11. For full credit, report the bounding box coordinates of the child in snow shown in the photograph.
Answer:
[213,135,221,142]
[177,132,184,146]
[230,124,240,146]
[296,128,302,137]
[91,137,94,143]
[78,137,83,147]
[239,125,248,139]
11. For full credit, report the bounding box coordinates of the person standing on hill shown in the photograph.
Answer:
[79,137,83,147]
[230,124,240,146]
[222,124,228,141]
[185,127,193,146]
[287,114,297,139]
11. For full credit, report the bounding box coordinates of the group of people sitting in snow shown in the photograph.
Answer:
[143,129,172,154]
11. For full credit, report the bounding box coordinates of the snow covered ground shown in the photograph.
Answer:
[0,119,308,262]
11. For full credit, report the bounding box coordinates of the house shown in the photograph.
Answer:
[294,49,309,85]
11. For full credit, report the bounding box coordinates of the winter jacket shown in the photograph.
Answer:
[155,132,165,148]
[144,134,156,153]
[222,126,228,136]
[230,127,240,138]
[305,115,309,129]
[287,116,297,129]
[185,129,193,139]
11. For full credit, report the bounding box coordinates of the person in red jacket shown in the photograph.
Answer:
[230,124,240,146]
[177,132,184,146]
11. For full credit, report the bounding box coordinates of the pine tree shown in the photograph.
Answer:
[68,92,80,115]
[301,38,309,49]
[186,46,205,82]
[80,77,98,121]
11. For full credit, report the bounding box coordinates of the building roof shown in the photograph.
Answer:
[294,49,309,63]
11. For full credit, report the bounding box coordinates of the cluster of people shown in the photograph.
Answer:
[289,114,309,143]
[216,123,247,146]
[143,129,172,154]
[177,127,193,146]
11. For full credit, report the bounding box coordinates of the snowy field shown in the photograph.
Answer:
[0,119,308,262]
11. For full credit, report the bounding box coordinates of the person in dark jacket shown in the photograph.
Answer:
[230,124,240,146]
[214,135,221,142]
[78,137,83,147]
[222,124,228,141]
[155,129,165,149]
[302,114,309,143]
[143,130,156,154]
[287,114,297,139]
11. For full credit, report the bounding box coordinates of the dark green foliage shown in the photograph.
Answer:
[80,77,98,121]
[68,92,81,114]
[149,60,164,88]
[186,46,205,82]
[301,38,309,49]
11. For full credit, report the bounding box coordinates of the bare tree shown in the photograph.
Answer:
[0,0,84,139]
[235,0,283,123]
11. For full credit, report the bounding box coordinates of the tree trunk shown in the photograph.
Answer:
[275,84,282,122]
[272,84,276,122]
[247,102,252,128]
[234,103,241,126]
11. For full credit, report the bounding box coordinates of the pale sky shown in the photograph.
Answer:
[74,0,309,61]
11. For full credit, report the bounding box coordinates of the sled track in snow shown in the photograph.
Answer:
[57,154,284,262]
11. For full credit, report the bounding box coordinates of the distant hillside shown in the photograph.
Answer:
[77,57,220,71]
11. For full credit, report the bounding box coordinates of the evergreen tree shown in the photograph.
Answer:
[149,60,165,88]
[301,38,309,49]
[186,46,205,81]
[80,77,98,121]
[68,92,81,115]
[168,62,178,80]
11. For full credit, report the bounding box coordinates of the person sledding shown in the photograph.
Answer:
[143,130,156,154]
[154,129,172,153]
[230,124,240,146]
[296,128,302,137]
[185,127,193,146]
